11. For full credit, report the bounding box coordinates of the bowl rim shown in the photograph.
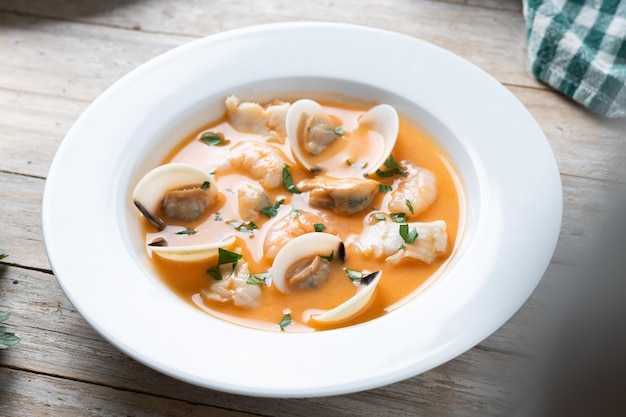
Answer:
[42,21,562,397]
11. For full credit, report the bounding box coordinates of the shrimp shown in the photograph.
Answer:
[388,164,437,217]
[350,220,447,264]
[237,185,269,222]
[201,261,261,308]
[228,142,285,189]
[298,176,379,215]
[225,95,290,143]
[263,210,328,260]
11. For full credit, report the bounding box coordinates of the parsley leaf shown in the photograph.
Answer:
[228,220,257,235]
[319,251,334,262]
[247,272,271,285]
[260,199,285,218]
[0,312,19,349]
[346,269,363,283]
[399,224,419,244]
[406,199,414,214]
[217,247,242,265]
[379,184,393,192]
[376,155,408,178]
[390,212,408,223]
[0,253,7,261]
[200,132,230,146]
[314,223,326,232]
[279,313,292,331]
[206,266,223,280]
[282,164,302,194]
[334,126,344,136]
[175,229,197,235]
[201,181,211,190]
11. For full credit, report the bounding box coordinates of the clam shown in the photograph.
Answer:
[133,163,219,230]
[133,163,234,262]
[285,99,399,175]
[308,271,381,325]
[147,235,236,262]
[271,232,344,294]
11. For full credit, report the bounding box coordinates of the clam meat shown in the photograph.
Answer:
[271,232,344,294]
[286,99,399,176]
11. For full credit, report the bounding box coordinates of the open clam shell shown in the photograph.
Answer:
[271,232,343,294]
[148,235,236,262]
[285,99,399,175]
[133,163,218,230]
[309,271,381,325]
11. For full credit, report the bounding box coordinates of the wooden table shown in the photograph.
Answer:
[1,0,624,415]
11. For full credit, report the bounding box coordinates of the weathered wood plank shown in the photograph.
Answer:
[0,1,539,93]
[0,89,88,178]
[1,266,526,416]
[0,368,256,417]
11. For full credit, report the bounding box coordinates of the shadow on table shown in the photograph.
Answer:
[523,183,626,417]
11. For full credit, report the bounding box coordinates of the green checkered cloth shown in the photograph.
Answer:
[524,0,626,118]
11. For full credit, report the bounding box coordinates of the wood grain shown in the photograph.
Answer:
[0,0,623,415]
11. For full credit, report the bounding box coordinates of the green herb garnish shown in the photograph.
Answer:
[406,199,414,214]
[390,212,408,223]
[282,164,302,194]
[334,126,344,136]
[0,253,7,261]
[279,313,292,331]
[200,132,230,146]
[319,251,334,262]
[375,155,407,178]
[214,212,223,221]
[201,181,211,190]
[247,272,271,285]
[0,312,19,349]
[314,223,326,232]
[373,213,387,221]
[346,269,363,283]
[228,220,257,235]
[290,206,301,217]
[379,184,393,192]
[399,224,418,244]
[175,229,197,235]
[206,248,244,280]
[260,199,285,218]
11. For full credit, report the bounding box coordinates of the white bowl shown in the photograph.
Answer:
[42,22,562,397]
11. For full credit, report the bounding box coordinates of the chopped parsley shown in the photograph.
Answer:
[279,313,292,331]
[379,184,393,193]
[346,269,363,283]
[247,272,271,285]
[201,181,211,190]
[319,250,334,262]
[314,223,326,232]
[260,199,285,218]
[406,199,414,214]
[206,248,243,280]
[390,212,408,223]
[372,213,387,221]
[227,220,257,235]
[175,228,197,235]
[399,224,419,244]
[200,132,230,146]
[376,155,407,178]
[334,126,344,136]
[214,212,223,221]
[282,164,302,194]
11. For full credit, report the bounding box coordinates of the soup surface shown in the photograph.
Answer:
[135,96,463,331]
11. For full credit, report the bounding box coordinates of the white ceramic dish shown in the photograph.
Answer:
[42,22,562,397]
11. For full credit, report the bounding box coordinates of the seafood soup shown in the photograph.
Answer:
[132,96,463,331]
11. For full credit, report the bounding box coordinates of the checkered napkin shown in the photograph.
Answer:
[524,0,626,118]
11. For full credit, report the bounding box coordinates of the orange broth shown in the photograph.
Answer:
[141,100,462,331]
